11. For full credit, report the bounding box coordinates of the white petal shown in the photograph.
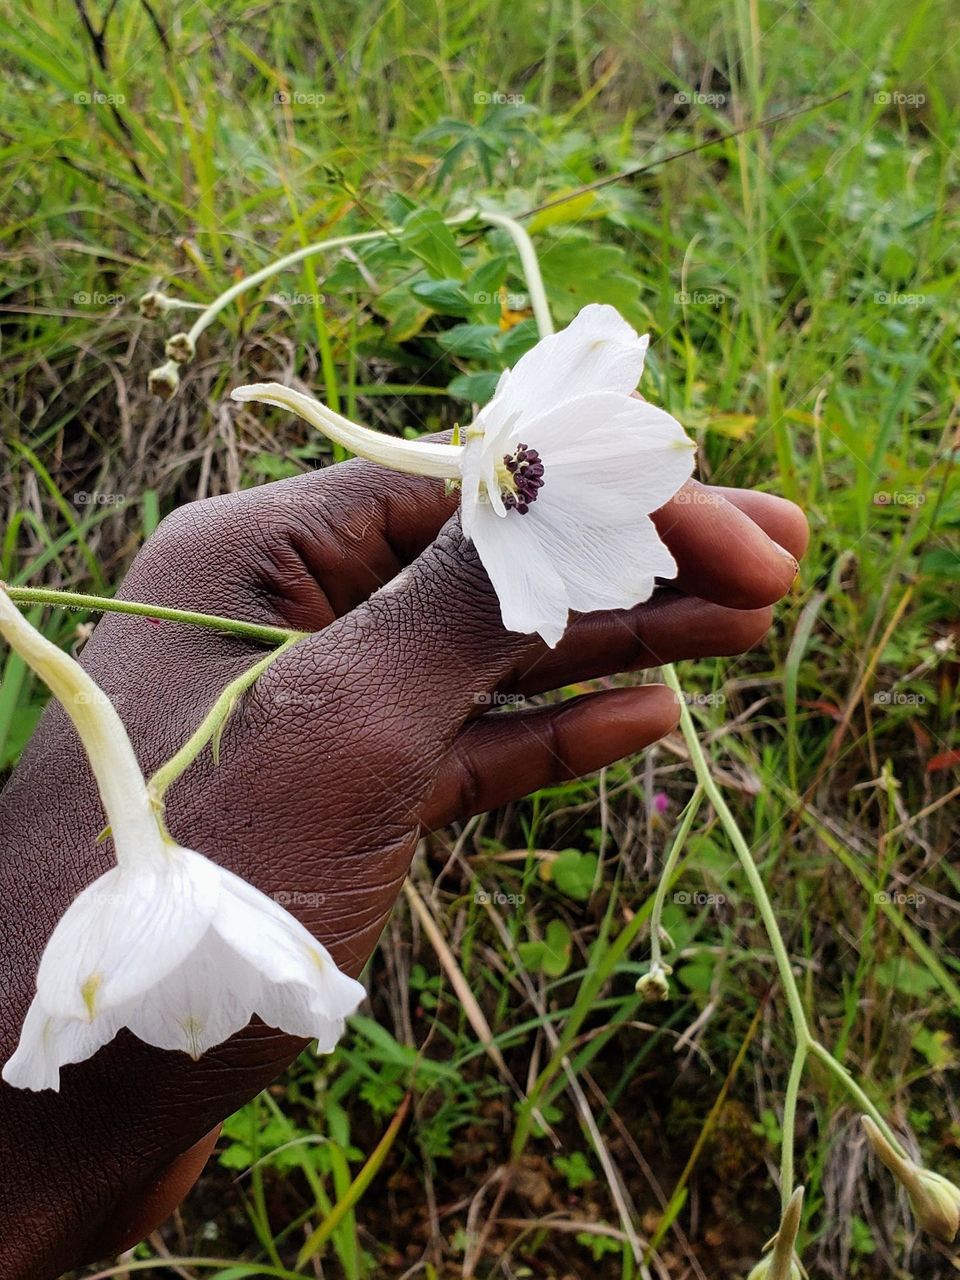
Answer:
[470,503,570,646]
[34,849,220,1020]
[521,394,696,515]
[1,998,122,1092]
[487,305,648,421]
[250,971,347,1052]
[525,506,678,613]
[121,931,252,1057]
[212,866,366,1021]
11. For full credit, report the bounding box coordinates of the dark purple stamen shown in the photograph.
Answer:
[502,443,544,513]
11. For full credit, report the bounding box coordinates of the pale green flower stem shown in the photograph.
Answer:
[480,211,555,338]
[647,784,703,974]
[149,208,553,379]
[5,586,302,646]
[659,665,910,1204]
[148,634,302,809]
[160,208,478,360]
[0,591,166,863]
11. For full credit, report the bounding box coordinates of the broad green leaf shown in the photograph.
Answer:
[401,208,464,280]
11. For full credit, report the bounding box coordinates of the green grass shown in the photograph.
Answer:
[1,0,959,1276]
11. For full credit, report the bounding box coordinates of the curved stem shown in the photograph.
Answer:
[0,592,166,865]
[481,211,555,337]
[186,230,387,345]
[181,208,478,350]
[807,1039,908,1158]
[661,666,911,1169]
[6,587,302,647]
[505,221,909,1219]
[661,664,811,1041]
[149,635,301,807]
[649,785,703,971]
[780,1040,809,1207]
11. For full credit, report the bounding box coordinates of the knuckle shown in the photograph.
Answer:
[144,498,219,558]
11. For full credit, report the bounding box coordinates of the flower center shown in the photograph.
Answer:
[499,443,544,514]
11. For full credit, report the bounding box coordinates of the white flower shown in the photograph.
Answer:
[0,591,365,1092]
[231,304,696,647]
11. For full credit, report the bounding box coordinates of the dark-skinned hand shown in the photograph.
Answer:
[0,452,807,1279]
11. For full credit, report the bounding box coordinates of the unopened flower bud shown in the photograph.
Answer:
[636,963,672,1003]
[747,1256,804,1280]
[165,332,196,363]
[861,1115,960,1243]
[148,360,180,400]
[139,290,176,319]
[910,1169,960,1243]
[748,1187,805,1280]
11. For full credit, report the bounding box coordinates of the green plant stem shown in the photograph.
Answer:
[781,1041,809,1206]
[648,785,703,971]
[660,664,910,1170]
[184,229,386,346]
[6,586,303,646]
[486,196,913,1195]
[481,210,555,337]
[807,1039,906,1156]
[662,664,810,1038]
[149,635,301,806]
[179,209,478,351]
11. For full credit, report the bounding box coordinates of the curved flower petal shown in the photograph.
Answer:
[0,999,122,1092]
[526,508,677,613]
[121,931,257,1058]
[458,424,512,535]
[486,304,648,423]
[470,504,570,646]
[520,393,696,514]
[34,850,220,1020]
[212,864,366,1020]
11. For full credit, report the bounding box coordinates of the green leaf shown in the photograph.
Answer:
[496,318,540,362]
[447,369,501,403]
[881,241,915,281]
[518,919,571,977]
[875,957,940,998]
[374,283,433,342]
[911,1027,958,1071]
[468,253,511,305]
[527,191,599,233]
[401,208,464,281]
[553,1150,595,1188]
[542,918,572,976]
[551,848,598,901]
[922,548,960,577]
[538,235,643,322]
[435,322,501,359]
[410,278,474,316]
[676,960,714,994]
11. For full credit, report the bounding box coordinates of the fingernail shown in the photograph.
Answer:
[770,540,799,575]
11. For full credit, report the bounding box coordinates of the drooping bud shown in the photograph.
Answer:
[747,1187,805,1280]
[138,290,178,319]
[861,1115,960,1243]
[636,962,672,1004]
[165,332,196,363]
[910,1170,960,1243]
[148,360,180,400]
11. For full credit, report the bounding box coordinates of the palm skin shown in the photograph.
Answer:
[0,455,806,1278]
